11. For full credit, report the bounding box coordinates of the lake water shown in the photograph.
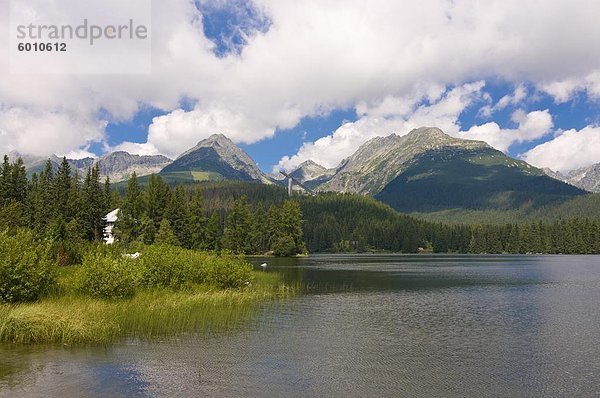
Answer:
[2,254,600,397]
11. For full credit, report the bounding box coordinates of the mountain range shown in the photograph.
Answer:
[542,164,600,193]
[10,128,593,216]
[10,151,171,183]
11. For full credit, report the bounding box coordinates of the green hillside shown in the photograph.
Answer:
[375,147,585,213]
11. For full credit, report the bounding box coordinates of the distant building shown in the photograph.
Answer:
[104,209,119,244]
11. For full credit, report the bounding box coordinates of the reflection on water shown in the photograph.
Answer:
[2,255,600,397]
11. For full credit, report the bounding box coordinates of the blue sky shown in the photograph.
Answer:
[1,0,599,174]
[104,83,597,172]
[104,0,600,173]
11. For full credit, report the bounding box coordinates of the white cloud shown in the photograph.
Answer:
[0,107,106,157]
[479,84,527,117]
[538,71,600,103]
[146,106,276,159]
[112,142,161,157]
[460,109,553,152]
[521,126,600,172]
[276,89,554,171]
[275,82,486,171]
[2,0,600,158]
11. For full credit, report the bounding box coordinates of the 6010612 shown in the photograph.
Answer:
[17,42,66,52]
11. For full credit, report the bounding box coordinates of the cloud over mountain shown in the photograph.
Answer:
[1,0,600,171]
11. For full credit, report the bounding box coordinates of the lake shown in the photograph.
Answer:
[1,254,600,397]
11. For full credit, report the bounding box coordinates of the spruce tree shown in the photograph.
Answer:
[204,212,222,251]
[82,165,106,241]
[222,196,252,254]
[165,185,190,248]
[145,174,168,226]
[0,155,12,204]
[11,158,28,203]
[155,218,180,246]
[188,187,207,249]
[140,215,156,245]
[114,172,144,243]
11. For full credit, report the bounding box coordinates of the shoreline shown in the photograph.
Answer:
[0,271,296,346]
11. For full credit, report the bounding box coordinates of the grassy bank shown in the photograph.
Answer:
[0,271,294,345]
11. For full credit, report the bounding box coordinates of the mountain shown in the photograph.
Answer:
[95,152,172,182]
[288,160,337,189]
[319,127,490,195]
[315,127,585,212]
[543,164,600,193]
[9,151,171,182]
[160,134,272,184]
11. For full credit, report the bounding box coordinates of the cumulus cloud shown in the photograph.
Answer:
[479,84,527,118]
[460,109,553,152]
[2,0,600,159]
[538,71,600,103]
[0,107,106,157]
[276,86,554,171]
[275,82,486,171]
[112,142,161,157]
[521,126,600,172]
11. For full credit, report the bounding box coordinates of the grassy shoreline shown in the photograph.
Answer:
[0,271,295,346]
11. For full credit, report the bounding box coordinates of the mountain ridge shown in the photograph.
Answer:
[543,164,600,193]
[161,133,272,184]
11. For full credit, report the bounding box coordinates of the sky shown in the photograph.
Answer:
[1,0,600,174]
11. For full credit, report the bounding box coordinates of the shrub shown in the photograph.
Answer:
[0,229,56,303]
[76,249,138,299]
[272,234,297,257]
[138,245,253,289]
[138,245,191,288]
[204,253,254,289]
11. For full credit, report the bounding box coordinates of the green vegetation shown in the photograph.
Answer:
[299,193,600,254]
[113,173,305,256]
[0,235,292,345]
[0,271,290,345]
[3,152,600,260]
[412,193,600,225]
[375,147,584,213]
[0,230,56,303]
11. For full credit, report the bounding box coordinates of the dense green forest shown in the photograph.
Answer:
[2,155,600,255]
[0,156,305,259]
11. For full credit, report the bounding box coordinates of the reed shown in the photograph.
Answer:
[0,270,294,345]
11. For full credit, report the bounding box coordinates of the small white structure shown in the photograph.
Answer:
[104,208,119,244]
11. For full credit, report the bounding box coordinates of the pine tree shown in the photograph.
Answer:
[165,185,190,247]
[188,187,207,249]
[53,157,73,220]
[140,215,156,245]
[32,160,55,236]
[82,165,106,241]
[0,155,12,204]
[11,158,28,203]
[103,176,115,213]
[250,203,268,253]
[145,174,168,226]
[266,204,283,250]
[155,218,180,246]
[279,200,305,255]
[222,196,252,254]
[114,172,144,243]
[204,212,222,251]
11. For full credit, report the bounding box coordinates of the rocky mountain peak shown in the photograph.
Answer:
[164,133,271,184]
[319,127,492,195]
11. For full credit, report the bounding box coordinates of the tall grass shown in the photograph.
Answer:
[0,271,295,345]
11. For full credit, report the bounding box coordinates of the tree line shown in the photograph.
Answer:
[114,173,306,256]
[0,155,115,263]
[2,154,600,256]
[300,194,600,254]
